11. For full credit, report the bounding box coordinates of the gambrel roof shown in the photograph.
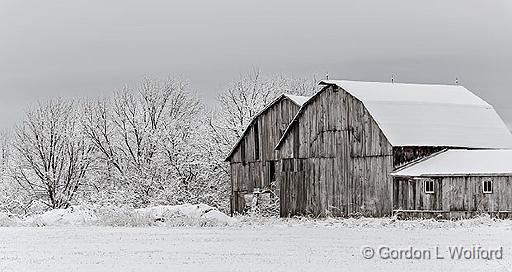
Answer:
[392,149,512,177]
[224,94,310,161]
[276,80,512,149]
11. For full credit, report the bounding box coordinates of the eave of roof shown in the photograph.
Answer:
[392,149,512,177]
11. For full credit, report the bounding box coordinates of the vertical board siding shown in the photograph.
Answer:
[229,98,301,214]
[393,176,512,217]
[278,86,394,217]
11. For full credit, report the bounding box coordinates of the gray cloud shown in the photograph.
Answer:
[1,0,511,129]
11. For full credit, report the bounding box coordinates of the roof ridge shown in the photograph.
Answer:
[320,79,463,87]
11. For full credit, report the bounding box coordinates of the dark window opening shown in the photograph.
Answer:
[254,124,260,160]
[483,179,493,194]
[293,129,299,155]
[269,161,276,183]
[240,140,246,165]
[424,179,434,194]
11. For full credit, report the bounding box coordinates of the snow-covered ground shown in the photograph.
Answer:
[1,218,512,272]
[0,204,236,227]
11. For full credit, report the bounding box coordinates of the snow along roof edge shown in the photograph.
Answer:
[275,79,512,149]
[392,149,512,177]
[224,93,311,161]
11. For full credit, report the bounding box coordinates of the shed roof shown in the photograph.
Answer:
[224,93,311,161]
[392,149,512,177]
[284,94,310,105]
[276,80,512,149]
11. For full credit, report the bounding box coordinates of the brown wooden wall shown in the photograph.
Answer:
[394,176,512,217]
[277,86,394,217]
[228,97,301,214]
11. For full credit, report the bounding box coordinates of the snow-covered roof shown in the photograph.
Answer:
[285,94,310,105]
[317,80,512,148]
[392,149,512,177]
[225,94,311,161]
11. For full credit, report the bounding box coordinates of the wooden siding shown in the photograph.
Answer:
[393,177,443,211]
[394,176,512,217]
[277,86,394,217]
[229,98,300,214]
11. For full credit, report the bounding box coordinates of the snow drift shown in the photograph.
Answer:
[0,212,20,227]
[30,206,98,226]
[135,204,236,226]
[23,204,235,227]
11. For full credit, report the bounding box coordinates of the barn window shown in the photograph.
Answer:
[254,124,260,160]
[482,179,493,194]
[240,140,246,165]
[268,161,276,184]
[424,179,434,194]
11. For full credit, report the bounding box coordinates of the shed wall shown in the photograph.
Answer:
[393,176,512,218]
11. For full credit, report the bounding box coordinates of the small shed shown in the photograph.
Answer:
[392,149,512,218]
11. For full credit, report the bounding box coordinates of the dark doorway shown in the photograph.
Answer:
[269,161,276,184]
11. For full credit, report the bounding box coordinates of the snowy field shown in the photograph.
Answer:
[2,218,512,272]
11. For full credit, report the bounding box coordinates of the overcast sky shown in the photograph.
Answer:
[1,0,512,129]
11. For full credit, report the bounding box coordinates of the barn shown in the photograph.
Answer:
[274,80,512,217]
[225,94,310,215]
[392,149,512,218]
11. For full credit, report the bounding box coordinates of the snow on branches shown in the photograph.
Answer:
[0,71,318,215]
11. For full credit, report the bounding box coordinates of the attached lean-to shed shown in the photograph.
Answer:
[225,94,310,215]
[392,149,512,218]
[274,80,512,217]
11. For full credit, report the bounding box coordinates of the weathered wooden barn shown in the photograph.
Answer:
[392,149,512,218]
[225,94,310,215]
[274,80,512,217]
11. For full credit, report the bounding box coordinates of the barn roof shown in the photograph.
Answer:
[284,94,310,105]
[276,80,512,149]
[224,93,311,161]
[392,149,512,177]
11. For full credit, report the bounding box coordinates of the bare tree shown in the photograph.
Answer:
[208,68,318,159]
[2,72,317,213]
[215,69,277,142]
[12,99,93,209]
[83,98,124,176]
[0,130,10,179]
[82,77,205,206]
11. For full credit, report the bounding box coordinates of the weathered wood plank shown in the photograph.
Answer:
[277,85,394,217]
[228,97,302,214]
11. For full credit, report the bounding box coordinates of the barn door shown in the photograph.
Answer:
[279,159,307,217]
[231,190,247,214]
